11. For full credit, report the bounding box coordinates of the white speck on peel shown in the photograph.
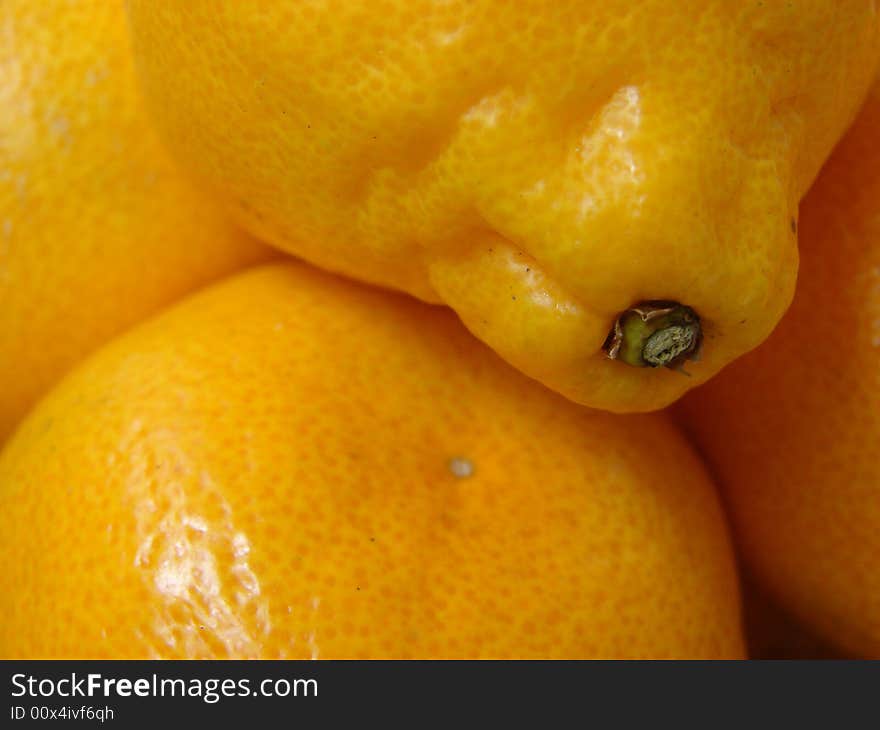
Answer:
[448,457,474,479]
[434,27,463,46]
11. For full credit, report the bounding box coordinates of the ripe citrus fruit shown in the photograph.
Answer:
[127,1,880,412]
[0,262,743,659]
[0,0,271,441]
[678,81,880,657]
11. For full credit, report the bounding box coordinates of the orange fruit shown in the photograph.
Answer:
[678,81,880,657]
[126,1,880,412]
[0,262,743,659]
[0,0,271,441]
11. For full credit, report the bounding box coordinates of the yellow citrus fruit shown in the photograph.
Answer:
[126,1,880,412]
[678,81,880,657]
[0,0,271,441]
[0,262,743,659]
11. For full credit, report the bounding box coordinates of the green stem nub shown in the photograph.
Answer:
[604,301,702,370]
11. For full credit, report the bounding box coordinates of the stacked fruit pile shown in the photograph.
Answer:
[1,1,878,659]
